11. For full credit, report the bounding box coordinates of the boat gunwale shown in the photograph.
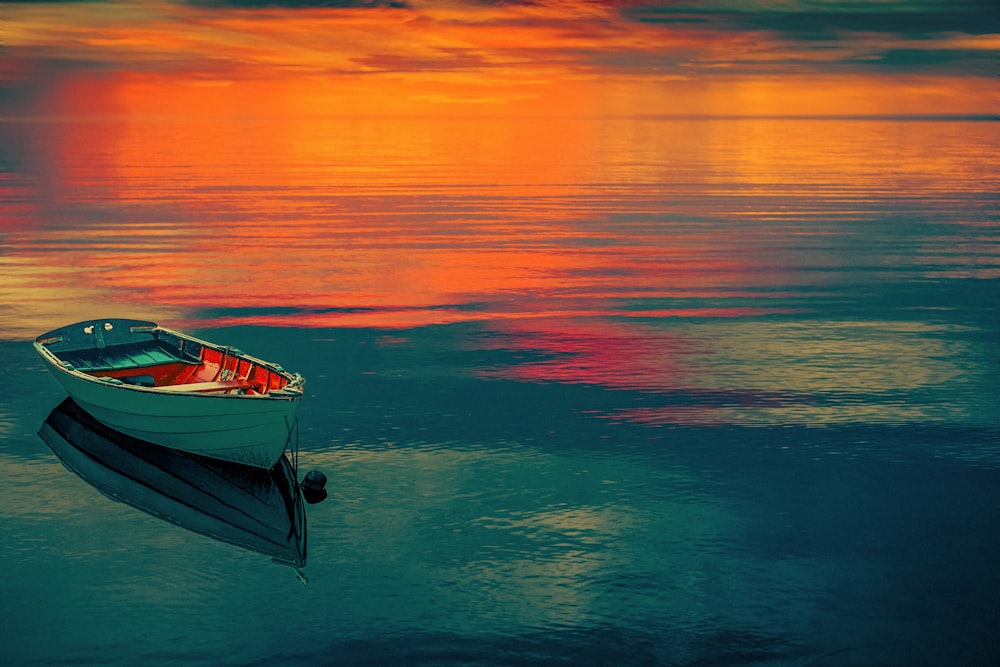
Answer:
[34,321,304,400]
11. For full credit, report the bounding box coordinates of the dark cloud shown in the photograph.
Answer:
[623,1,1000,38]
[615,1,999,76]
[755,7,999,40]
[869,48,1000,77]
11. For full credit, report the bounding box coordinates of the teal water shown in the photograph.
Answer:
[1,117,999,665]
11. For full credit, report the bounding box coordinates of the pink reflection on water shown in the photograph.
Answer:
[478,317,710,393]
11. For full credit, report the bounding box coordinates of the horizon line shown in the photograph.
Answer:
[1,113,997,123]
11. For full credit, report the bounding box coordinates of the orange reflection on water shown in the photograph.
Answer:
[3,72,998,346]
[7,77,810,337]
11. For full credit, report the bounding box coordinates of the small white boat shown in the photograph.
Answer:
[34,319,304,469]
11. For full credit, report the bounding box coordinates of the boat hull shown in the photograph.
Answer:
[48,369,300,469]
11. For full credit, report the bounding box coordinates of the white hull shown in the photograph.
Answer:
[44,367,300,468]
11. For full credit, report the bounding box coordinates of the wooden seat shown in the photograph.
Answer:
[155,380,253,393]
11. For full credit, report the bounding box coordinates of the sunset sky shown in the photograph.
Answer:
[3,0,998,118]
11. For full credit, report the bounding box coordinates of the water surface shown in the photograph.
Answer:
[1,115,998,665]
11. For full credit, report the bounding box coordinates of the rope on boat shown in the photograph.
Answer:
[283,414,300,477]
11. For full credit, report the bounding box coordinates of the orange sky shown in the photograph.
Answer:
[3,0,998,118]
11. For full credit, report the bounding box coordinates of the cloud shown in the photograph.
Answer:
[620,1,1000,38]
[3,0,998,117]
[184,0,408,6]
[612,0,1000,75]
[351,48,495,72]
[870,47,1000,76]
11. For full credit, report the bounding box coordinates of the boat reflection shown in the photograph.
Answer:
[38,398,307,576]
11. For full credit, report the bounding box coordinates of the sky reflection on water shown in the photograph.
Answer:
[2,115,999,430]
[1,111,999,666]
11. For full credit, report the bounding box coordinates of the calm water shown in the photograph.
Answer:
[1,115,999,666]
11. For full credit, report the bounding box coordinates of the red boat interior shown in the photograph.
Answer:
[62,340,289,395]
